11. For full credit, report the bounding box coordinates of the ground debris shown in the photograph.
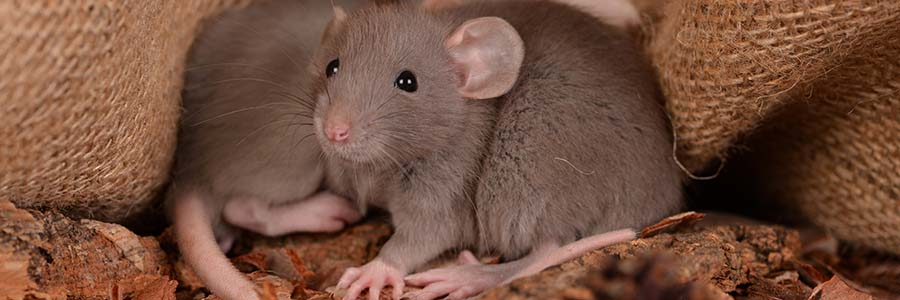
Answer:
[0,200,175,300]
[639,211,705,238]
[479,224,800,300]
[807,276,873,300]
[2,200,895,300]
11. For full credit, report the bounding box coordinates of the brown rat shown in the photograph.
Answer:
[309,1,683,300]
[168,1,369,300]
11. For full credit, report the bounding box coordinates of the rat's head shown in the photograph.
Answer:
[311,4,524,166]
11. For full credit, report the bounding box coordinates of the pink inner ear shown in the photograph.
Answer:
[446,24,494,96]
[444,17,525,100]
[445,29,469,88]
[448,51,469,89]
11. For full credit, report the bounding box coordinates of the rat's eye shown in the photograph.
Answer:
[394,70,417,93]
[326,59,339,78]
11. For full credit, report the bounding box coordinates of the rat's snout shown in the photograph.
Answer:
[324,113,352,143]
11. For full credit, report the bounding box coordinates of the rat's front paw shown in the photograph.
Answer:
[336,258,406,300]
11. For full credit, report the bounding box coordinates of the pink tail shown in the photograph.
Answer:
[516,228,637,280]
[173,192,260,300]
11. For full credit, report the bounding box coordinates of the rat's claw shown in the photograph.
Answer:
[338,267,362,289]
[345,280,369,300]
[338,259,405,300]
[368,284,382,300]
[404,270,445,287]
[405,262,512,300]
[404,282,459,300]
[446,286,479,300]
[390,272,405,300]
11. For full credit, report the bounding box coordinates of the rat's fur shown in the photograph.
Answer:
[312,7,491,269]
[168,1,367,300]
[311,0,682,275]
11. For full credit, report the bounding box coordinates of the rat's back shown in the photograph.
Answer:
[456,0,684,258]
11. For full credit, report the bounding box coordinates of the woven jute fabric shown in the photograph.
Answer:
[650,0,900,172]
[648,0,900,253]
[0,1,252,222]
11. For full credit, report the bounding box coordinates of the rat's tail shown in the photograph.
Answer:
[512,228,637,281]
[173,191,260,300]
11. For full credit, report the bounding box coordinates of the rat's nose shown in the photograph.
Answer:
[325,121,351,143]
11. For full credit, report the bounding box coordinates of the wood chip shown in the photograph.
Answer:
[639,211,705,238]
[807,276,873,300]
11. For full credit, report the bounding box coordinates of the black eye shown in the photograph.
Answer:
[326,59,339,78]
[394,70,417,93]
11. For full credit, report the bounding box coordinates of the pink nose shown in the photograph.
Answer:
[325,122,350,143]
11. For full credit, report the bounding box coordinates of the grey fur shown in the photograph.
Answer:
[170,0,367,235]
[311,0,683,272]
[166,1,368,299]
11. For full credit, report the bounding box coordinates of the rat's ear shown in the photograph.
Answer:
[321,6,348,43]
[445,17,524,99]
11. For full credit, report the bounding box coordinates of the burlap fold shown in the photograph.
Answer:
[649,0,900,253]
[0,1,251,222]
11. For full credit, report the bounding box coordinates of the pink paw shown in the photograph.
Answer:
[336,258,406,300]
[403,251,505,300]
[224,191,362,236]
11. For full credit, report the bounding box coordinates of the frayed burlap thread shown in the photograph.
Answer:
[0,1,252,222]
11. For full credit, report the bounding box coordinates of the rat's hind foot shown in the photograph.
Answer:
[336,258,406,300]
[404,229,636,300]
[404,251,522,300]
[224,191,362,236]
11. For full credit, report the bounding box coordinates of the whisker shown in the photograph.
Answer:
[375,141,406,173]
[235,119,297,147]
[270,90,316,112]
[190,102,296,126]
[185,62,282,78]
[186,77,297,92]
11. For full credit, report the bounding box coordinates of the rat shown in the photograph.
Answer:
[307,1,684,300]
[167,1,370,300]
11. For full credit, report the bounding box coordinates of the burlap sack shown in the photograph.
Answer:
[0,1,252,222]
[648,0,900,253]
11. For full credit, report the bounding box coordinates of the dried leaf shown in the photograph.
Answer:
[807,276,873,300]
[81,220,150,272]
[248,272,294,300]
[0,251,36,300]
[746,274,810,300]
[791,259,831,285]
[285,249,315,279]
[0,200,46,247]
[128,276,177,300]
[640,211,705,238]
[233,250,269,272]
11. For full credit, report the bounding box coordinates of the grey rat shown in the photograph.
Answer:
[308,1,683,300]
[168,1,369,300]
